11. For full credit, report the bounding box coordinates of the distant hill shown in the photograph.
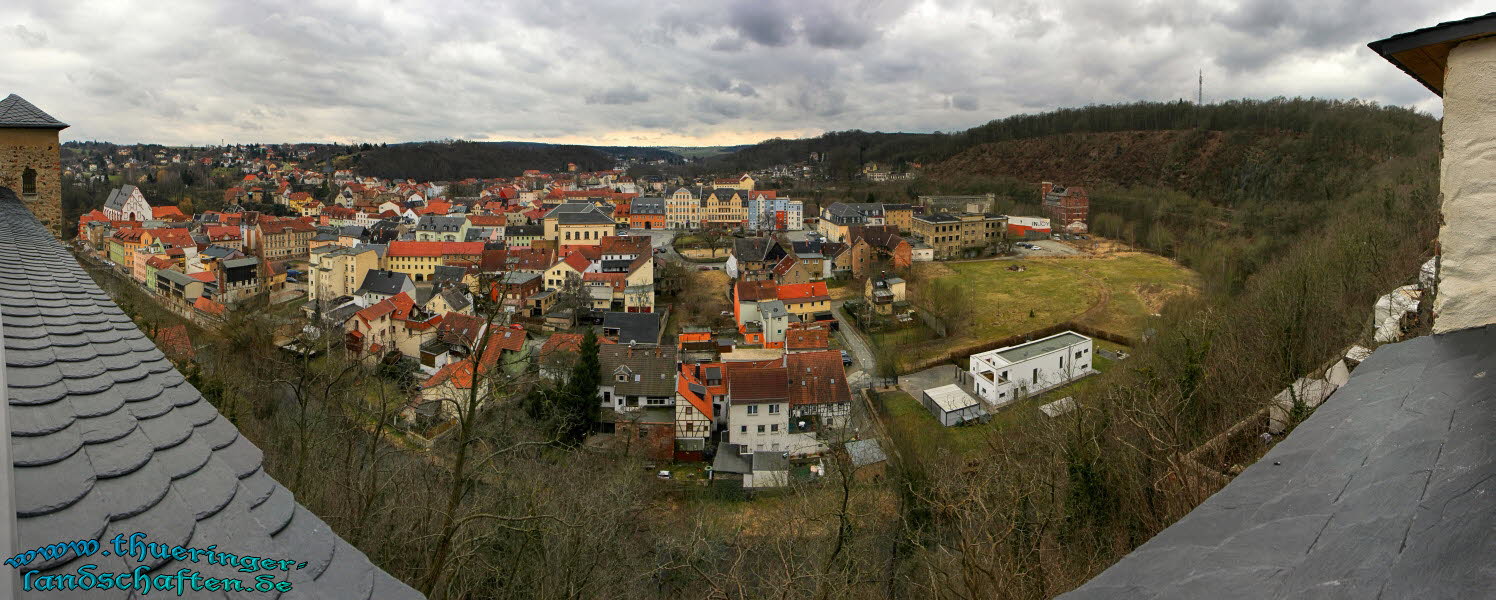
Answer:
[699,99,1438,183]
[356,141,620,180]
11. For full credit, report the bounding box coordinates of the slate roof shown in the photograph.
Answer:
[355,269,410,296]
[630,197,666,215]
[732,237,782,262]
[598,344,678,397]
[601,311,662,344]
[0,188,422,597]
[0,94,68,129]
[1061,326,1496,599]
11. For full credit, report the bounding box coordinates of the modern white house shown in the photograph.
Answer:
[969,331,1096,406]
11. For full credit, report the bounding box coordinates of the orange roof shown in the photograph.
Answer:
[786,328,830,350]
[112,228,146,243]
[205,225,241,240]
[735,279,778,302]
[193,296,226,316]
[151,206,187,219]
[79,210,109,223]
[466,215,506,226]
[561,250,591,273]
[357,298,397,322]
[387,292,416,321]
[388,241,485,257]
[147,228,195,248]
[677,367,713,420]
[188,271,217,283]
[786,350,851,406]
[539,333,617,357]
[423,330,527,389]
[777,282,829,302]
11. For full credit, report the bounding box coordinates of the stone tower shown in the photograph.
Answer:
[0,94,68,237]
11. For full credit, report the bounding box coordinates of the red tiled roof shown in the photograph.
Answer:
[205,225,241,240]
[561,250,591,273]
[387,241,485,257]
[466,215,506,226]
[188,271,216,283]
[677,368,713,420]
[728,367,789,403]
[735,279,778,302]
[539,333,617,357]
[423,330,526,389]
[785,328,830,350]
[777,282,829,302]
[193,296,226,316]
[356,298,397,322]
[786,350,851,406]
[147,228,195,248]
[151,206,187,219]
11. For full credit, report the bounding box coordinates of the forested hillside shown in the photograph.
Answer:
[356,140,643,180]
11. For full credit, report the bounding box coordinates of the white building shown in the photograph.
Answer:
[922,384,989,426]
[746,196,805,232]
[969,331,1095,405]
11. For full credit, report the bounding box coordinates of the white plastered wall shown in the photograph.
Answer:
[1436,36,1496,332]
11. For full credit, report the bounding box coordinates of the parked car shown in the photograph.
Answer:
[841,350,853,365]
[698,265,711,271]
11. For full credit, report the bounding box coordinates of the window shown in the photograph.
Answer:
[768,404,780,414]
[740,425,747,433]
[633,374,641,382]
[1032,368,1038,382]
[1075,350,1083,359]
[771,424,779,432]
[747,405,758,415]
[21,167,36,195]
[616,374,626,382]
[757,425,765,433]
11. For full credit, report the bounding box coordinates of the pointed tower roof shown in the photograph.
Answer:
[0,94,68,129]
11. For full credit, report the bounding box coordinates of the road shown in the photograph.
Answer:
[833,300,878,391]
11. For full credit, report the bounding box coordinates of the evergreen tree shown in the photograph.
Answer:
[560,328,601,444]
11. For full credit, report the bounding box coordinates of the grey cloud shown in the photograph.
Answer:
[728,0,795,47]
[3,0,1473,145]
[586,85,651,105]
[13,25,46,45]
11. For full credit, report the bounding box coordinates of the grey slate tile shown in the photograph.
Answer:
[1061,326,1496,599]
[1,188,424,597]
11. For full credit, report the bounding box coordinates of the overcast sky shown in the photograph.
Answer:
[2,0,1479,147]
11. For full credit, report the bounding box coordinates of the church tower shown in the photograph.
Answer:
[0,94,68,237]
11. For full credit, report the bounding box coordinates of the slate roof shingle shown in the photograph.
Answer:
[1060,327,1496,599]
[0,94,68,129]
[0,187,422,598]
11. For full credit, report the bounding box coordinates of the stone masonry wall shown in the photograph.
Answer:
[0,128,63,237]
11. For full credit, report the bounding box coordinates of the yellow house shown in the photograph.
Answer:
[712,173,755,191]
[308,245,380,310]
[385,241,484,283]
[543,202,617,245]
[777,282,832,322]
[704,189,748,228]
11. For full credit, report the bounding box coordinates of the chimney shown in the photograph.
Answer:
[1041,181,1053,198]
[1370,16,1496,332]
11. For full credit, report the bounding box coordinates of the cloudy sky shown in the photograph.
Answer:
[2,0,1480,146]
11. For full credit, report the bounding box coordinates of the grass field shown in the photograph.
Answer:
[876,253,1196,365]
[877,349,1118,457]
